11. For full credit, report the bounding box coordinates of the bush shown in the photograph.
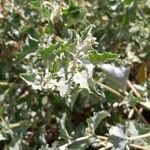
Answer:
[0,0,150,149]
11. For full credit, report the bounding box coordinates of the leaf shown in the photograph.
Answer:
[57,77,69,97]
[0,131,8,141]
[109,126,127,150]
[127,121,139,137]
[89,51,118,64]
[87,111,110,133]
[67,29,80,43]
[20,73,35,83]
[68,87,81,110]
[128,93,140,107]
[82,59,94,79]
[73,71,90,90]
[124,0,133,5]
[136,62,148,84]
[29,0,41,10]
[59,113,72,140]
[51,58,62,73]
[16,35,39,61]
[99,64,130,91]
[62,2,84,26]
[9,138,22,150]
[0,106,5,117]
[40,44,58,60]
[20,73,41,90]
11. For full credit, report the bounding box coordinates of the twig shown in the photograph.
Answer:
[130,144,150,150]
[99,143,113,150]
[0,81,16,87]
[127,80,150,117]
[94,81,124,99]
[96,132,150,141]
[96,135,108,140]
[127,80,149,124]
[133,106,148,124]
[9,122,22,128]
[58,136,90,149]
[127,80,141,98]
[58,133,150,150]
[128,133,150,141]
[0,81,23,88]
[94,80,148,124]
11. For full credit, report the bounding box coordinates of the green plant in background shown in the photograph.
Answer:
[0,0,150,149]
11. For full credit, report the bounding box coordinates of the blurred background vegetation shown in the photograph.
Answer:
[0,0,150,149]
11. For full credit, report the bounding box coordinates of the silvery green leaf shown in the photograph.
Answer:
[20,72,57,91]
[68,29,80,43]
[59,113,72,140]
[99,64,129,82]
[0,132,7,141]
[99,64,130,91]
[57,77,69,97]
[109,126,127,150]
[20,73,40,89]
[87,111,110,134]
[81,59,94,79]
[9,139,22,150]
[127,121,139,137]
[73,70,90,90]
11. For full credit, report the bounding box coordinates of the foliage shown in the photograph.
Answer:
[0,0,150,149]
